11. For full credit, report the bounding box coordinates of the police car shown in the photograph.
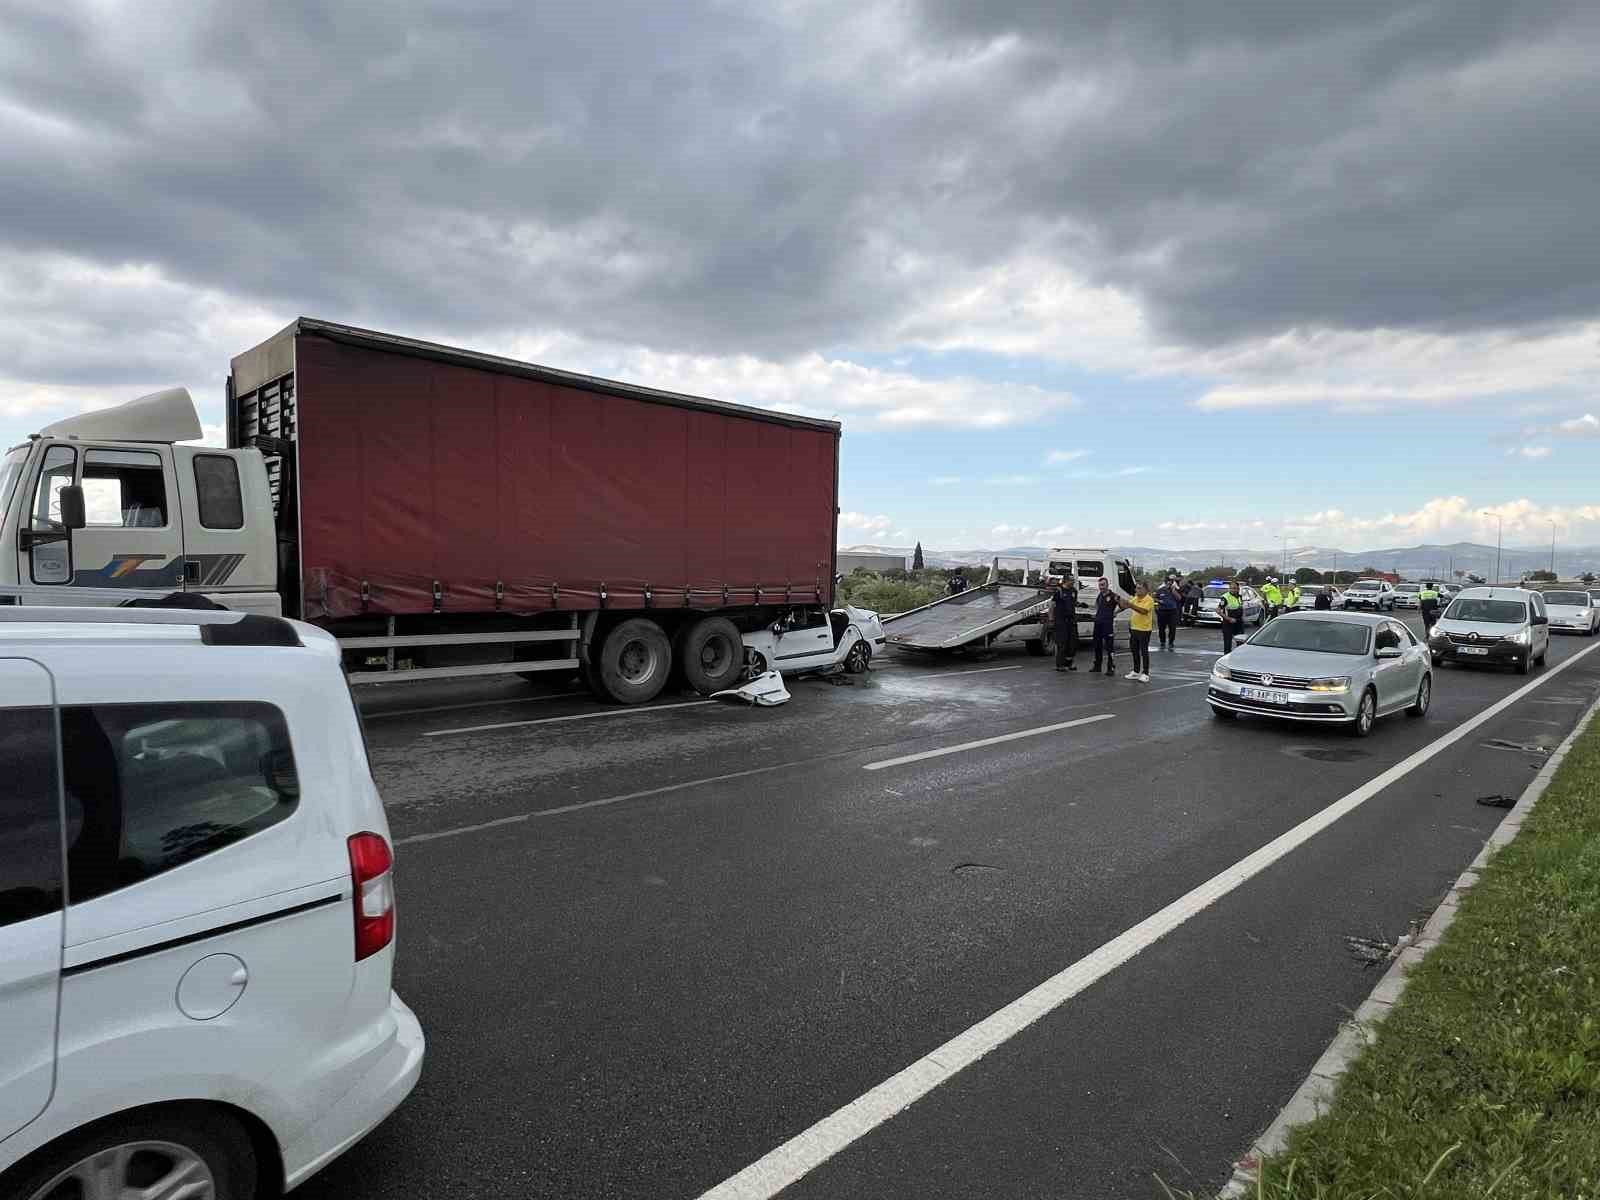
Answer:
[1195,581,1265,627]
[1,607,424,1200]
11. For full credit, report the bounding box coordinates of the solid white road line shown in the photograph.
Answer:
[698,641,1600,1200]
[862,713,1116,771]
[423,700,715,738]
[364,690,588,721]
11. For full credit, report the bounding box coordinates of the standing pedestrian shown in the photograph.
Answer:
[1419,581,1441,633]
[1050,576,1079,672]
[1314,586,1333,611]
[1220,579,1245,654]
[1183,578,1201,623]
[1156,576,1182,650]
[1090,577,1127,675]
[1126,581,1156,681]
[1261,577,1282,621]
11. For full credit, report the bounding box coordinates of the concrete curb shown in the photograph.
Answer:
[1218,689,1600,1198]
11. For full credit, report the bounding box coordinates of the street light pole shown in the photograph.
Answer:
[1551,521,1557,577]
[1482,511,1503,585]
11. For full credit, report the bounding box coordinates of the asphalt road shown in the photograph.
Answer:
[295,617,1600,1200]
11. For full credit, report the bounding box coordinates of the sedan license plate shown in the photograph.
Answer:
[1241,686,1290,705]
[1459,646,1489,656]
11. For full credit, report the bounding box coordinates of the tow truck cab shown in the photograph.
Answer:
[0,389,281,612]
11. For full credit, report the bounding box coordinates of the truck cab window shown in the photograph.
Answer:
[32,445,76,528]
[193,454,244,529]
[83,449,167,528]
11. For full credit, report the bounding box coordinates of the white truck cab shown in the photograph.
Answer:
[1044,548,1138,600]
[0,389,280,614]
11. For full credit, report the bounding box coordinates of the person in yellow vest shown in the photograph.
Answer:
[1285,582,1301,611]
[1219,579,1245,653]
[1261,577,1283,620]
[1419,581,1442,632]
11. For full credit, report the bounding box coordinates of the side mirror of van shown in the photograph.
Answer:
[58,484,87,530]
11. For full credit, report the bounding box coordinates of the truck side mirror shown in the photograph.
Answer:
[58,484,87,530]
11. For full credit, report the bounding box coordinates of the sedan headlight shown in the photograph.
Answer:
[1212,663,1233,681]
[1308,676,1352,693]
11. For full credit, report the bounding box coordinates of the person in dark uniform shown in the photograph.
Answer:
[1314,586,1333,611]
[1090,577,1128,675]
[947,570,968,596]
[1156,575,1183,650]
[1050,577,1079,671]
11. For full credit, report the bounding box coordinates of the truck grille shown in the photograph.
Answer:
[238,375,296,518]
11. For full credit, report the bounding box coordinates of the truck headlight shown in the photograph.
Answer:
[1309,676,1351,693]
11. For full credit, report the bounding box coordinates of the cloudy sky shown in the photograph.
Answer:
[3,0,1598,552]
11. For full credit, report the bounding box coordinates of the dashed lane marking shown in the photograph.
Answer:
[863,713,1116,771]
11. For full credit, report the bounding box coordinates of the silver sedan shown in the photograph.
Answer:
[1207,611,1432,736]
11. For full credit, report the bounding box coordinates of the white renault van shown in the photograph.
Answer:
[1426,586,1550,675]
[0,607,422,1199]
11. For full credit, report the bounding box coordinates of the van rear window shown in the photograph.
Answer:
[60,702,298,903]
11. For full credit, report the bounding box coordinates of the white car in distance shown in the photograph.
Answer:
[1541,588,1599,636]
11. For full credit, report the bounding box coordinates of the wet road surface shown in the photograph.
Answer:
[294,619,1600,1200]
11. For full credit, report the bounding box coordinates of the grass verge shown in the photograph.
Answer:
[1178,709,1600,1199]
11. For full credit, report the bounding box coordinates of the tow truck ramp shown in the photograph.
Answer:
[882,581,1053,653]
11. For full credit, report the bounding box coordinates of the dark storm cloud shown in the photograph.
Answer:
[3,0,1599,387]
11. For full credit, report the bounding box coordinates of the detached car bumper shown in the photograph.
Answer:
[1206,679,1356,723]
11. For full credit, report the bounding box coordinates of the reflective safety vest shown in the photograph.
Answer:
[1223,592,1243,620]
[1285,587,1300,607]
[1262,584,1282,605]
[1420,587,1439,603]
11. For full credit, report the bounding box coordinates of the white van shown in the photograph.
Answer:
[1044,548,1137,633]
[0,607,423,1198]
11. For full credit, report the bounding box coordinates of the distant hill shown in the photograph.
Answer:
[840,541,1600,580]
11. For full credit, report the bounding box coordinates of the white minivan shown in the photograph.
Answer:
[1,606,423,1199]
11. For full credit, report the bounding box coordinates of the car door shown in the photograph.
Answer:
[1396,620,1427,698]
[1373,622,1409,709]
[768,607,836,670]
[1529,592,1549,656]
[0,658,65,1144]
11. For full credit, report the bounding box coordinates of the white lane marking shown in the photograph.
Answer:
[423,700,714,738]
[893,665,1026,679]
[699,641,1600,1200]
[395,753,860,845]
[863,714,1116,771]
[363,690,587,721]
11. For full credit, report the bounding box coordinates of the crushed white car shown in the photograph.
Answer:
[740,605,885,678]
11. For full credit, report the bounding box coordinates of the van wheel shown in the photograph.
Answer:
[596,618,672,704]
[1536,644,1548,666]
[1516,654,1532,676]
[677,616,745,694]
[12,1107,257,1200]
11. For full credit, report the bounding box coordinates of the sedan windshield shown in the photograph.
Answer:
[1244,619,1371,655]
[1445,598,1527,623]
[1542,591,1589,606]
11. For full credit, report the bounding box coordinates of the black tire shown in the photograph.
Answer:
[595,618,672,704]
[1210,704,1237,720]
[1407,673,1432,717]
[1025,627,1053,657]
[7,1106,258,1200]
[1516,653,1532,676]
[677,616,745,694]
[1348,689,1377,737]
[1536,643,1548,666]
[844,639,871,674]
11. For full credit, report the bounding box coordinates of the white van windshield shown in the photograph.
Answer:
[1446,598,1527,623]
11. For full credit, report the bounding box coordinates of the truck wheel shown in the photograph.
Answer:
[1025,628,1053,657]
[678,616,745,694]
[596,618,672,704]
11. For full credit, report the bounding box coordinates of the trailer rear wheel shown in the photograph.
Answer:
[596,618,672,704]
[678,616,745,694]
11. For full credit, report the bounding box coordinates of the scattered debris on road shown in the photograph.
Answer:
[711,670,791,707]
[1476,792,1518,808]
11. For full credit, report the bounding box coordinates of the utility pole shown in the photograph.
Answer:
[1551,522,1557,577]
[1482,511,1503,585]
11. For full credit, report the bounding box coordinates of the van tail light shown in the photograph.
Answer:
[347,832,395,962]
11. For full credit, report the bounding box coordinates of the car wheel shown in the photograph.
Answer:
[1348,689,1376,737]
[1516,653,1532,676]
[844,640,871,674]
[12,1108,258,1200]
[1407,674,1431,717]
[1210,704,1237,721]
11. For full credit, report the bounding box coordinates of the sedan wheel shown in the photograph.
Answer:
[1407,674,1431,718]
[844,640,871,674]
[1348,690,1376,737]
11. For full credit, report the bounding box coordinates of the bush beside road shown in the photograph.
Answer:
[1198,708,1600,1199]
